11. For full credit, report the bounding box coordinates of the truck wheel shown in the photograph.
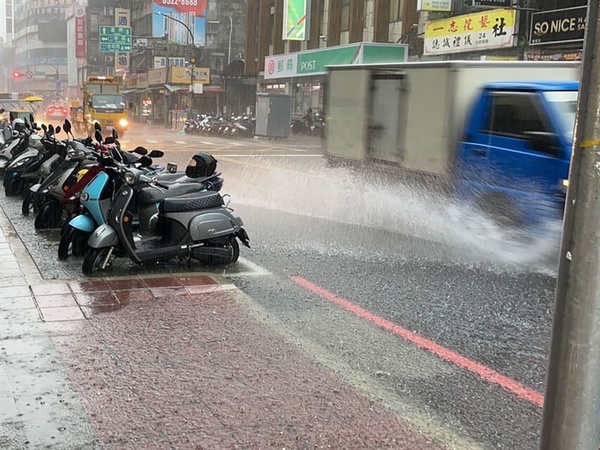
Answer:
[477,194,521,228]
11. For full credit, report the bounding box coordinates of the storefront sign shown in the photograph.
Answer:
[424,8,516,56]
[264,43,408,79]
[526,51,582,61]
[148,68,167,85]
[153,57,187,68]
[417,0,451,12]
[265,54,298,79]
[529,6,586,46]
[137,73,148,89]
[283,0,309,40]
[472,0,511,7]
[75,6,86,59]
[168,67,211,85]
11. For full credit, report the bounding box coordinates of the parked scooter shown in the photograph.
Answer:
[82,154,249,276]
[3,121,46,196]
[58,123,218,260]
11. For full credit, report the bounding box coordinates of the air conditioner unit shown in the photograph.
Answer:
[104,55,114,63]
[104,6,114,16]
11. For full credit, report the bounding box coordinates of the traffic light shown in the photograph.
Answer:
[12,71,23,79]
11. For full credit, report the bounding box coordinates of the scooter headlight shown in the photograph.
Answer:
[124,171,136,185]
[119,118,129,127]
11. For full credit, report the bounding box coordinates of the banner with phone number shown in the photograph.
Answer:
[152,0,207,16]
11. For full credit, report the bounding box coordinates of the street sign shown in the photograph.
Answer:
[99,26,132,53]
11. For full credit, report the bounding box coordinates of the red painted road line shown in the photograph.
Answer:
[291,276,545,408]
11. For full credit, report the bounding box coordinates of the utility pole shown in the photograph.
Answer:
[154,12,196,119]
[539,0,600,449]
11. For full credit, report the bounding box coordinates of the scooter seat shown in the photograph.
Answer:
[137,183,205,206]
[160,191,224,213]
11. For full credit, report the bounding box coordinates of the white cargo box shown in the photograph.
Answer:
[325,61,580,177]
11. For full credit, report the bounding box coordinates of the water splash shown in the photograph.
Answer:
[225,157,561,275]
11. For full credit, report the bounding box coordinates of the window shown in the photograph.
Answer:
[390,0,402,22]
[486,93,549,138]
[341,0,350,31]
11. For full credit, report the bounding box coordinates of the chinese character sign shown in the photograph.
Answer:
[424,9,515,55]
[75,6,86,59]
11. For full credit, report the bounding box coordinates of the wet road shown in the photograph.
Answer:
[2,123,564,449]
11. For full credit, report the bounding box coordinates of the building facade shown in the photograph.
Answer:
[242,0,587,117]
[10,0,72,99]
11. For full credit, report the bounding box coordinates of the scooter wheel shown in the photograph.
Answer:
[82,248,114,276]
[21,191,33,216]
[35,203,63,230]
[5,179,20,197]
[201,236,240,265]
[58,227,89,261]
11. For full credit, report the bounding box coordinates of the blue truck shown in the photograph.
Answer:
[325,61,580,227]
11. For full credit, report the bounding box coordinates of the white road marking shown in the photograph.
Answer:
[229,142,245,146]
[174,140,187,144]
[201,141,215,145]
[147,139,159,143]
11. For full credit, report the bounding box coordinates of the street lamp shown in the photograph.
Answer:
[36,63,61,98]
[154,11,196,117]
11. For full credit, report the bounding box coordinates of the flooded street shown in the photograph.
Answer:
[1,124,564,449]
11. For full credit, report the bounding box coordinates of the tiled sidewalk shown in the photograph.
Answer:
[1,205,448,450]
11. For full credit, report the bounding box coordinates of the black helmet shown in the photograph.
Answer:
[186,152,217,178]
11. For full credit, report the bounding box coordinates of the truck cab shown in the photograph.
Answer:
[456,81,578,227]
[82,76,129,137]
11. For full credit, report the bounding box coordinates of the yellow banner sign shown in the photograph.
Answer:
[425,9,516,55]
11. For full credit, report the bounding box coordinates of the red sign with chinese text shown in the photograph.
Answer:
[75,8,86,59]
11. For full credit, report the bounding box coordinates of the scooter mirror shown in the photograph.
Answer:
[41,124,48,132]
[29,113,34,124]
[138,155,152,167]
[112,128,118,140]
[94,122,102,132]
[63,119,72,134]
[104,136,116,145]
[55,126,61,134]
[0,108,4,114]
[148,150,164,158]
[132,146,148,155]
[94,130,103,143]
[49,124,55,135]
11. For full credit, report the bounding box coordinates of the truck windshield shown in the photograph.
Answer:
[543,90,578,139]
[92,94,125,112]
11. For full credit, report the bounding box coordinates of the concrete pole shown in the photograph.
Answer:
[539,1,600,449]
